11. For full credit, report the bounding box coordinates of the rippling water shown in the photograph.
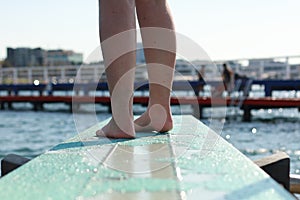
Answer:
[0,105,299,176]
[216,111,300,174]
[0,111,73,159]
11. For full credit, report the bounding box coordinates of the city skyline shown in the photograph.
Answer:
[1,0,300,62]
[5,47,83,67]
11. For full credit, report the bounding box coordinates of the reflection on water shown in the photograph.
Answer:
[212,108,300,174]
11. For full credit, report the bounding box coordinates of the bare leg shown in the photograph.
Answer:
[135,0,176,132]
[96,0,136,138]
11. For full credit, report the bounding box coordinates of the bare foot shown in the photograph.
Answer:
[134,104,173,133]
[96,118,135,139]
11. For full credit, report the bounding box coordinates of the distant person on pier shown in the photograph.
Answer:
[96,0,176,138]
[195,65,205,96]
[222,63,234,95]
[234,72,250,92]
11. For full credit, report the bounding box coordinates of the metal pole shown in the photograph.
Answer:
[285,57,290,80]
[43,67,48,83]
[0,68,2,84]
[259,61,264,79]
[94,65,98,82]
[61,67,65,83]
[28,68,32,83]
[13,68,18,84]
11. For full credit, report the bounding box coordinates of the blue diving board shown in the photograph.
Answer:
[0,116,295,199]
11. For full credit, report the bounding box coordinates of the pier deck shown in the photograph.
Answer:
[0,116,294,199]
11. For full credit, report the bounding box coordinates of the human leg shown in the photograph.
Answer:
[135,0,176,132]
[96,0,136,138]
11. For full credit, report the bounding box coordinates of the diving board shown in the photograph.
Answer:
[0,116,294,199]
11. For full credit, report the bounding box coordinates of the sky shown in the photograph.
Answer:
[1,0,300,62]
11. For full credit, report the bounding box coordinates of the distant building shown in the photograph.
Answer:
[248,58,287,79]
[46,49,83,66]
[5,47,83,67]
[6,47,46,67]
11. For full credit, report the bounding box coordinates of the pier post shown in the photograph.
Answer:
[192,104,203,119]
[7,102,13,110]
[242,106,252,122]
[0,102,4,110]
[40,103,44,111]
[69,103,80,113]
[33,102,43,111]
[69,103,72,113]
[33,103,37,111]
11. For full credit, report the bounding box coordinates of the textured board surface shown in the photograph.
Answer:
[0,115,294,199]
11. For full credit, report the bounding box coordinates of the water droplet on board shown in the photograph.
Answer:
[107,189,113,194]
[120,189,126,194]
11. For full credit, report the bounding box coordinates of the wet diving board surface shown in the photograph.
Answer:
[0,115,294,199]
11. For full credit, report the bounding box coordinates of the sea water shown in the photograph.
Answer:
[0,105,299,175]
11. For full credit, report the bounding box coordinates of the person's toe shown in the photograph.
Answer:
[96,129,105,137]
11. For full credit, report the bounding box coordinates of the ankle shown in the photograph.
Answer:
[148,102,171,112]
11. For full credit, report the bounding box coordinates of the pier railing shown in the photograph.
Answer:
[1,55,300,84]
[0,64,149,84]
[214,55,300,80]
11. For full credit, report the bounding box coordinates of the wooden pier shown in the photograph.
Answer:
[0,81,300,121]
[0,116,295,199]
[1,80,300,96]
